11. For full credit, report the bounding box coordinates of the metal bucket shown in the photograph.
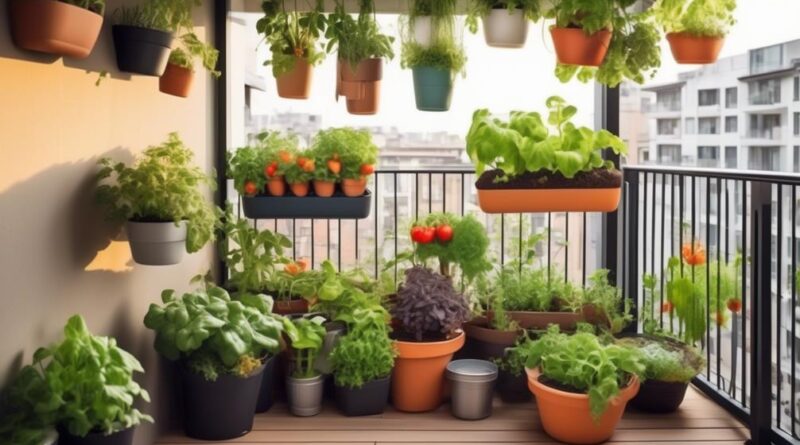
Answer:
[286,374,325,417]
[445,359,498,420]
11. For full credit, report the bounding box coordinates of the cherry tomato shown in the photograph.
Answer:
[264,162,278,178]
[327,159,342,175]
[302,160,315,173]
[727,298,742,313]
[279,150,293,164]
[715,310,726,327]
[435,224,453,243]
[243,181,257,196]
[360,164,375,175]
[419,227,436,244]
[410,226,425,243]
[661,301,673,313]
[297,157,309,167]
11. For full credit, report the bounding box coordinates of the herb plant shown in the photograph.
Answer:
[496,335,534,377]
[616,336,705,383]
[653,0,737,37]
[579,269,633,334]
[400,0,466,75]
[466,0,543,33]
[227,131,301,194]
[96,132,217,253]
[331,306,395,388]
[283,316,327,378]
[257,0,328,77]
[169,32,220,77]
[325,0,395,67]
[64,0,105,14]
[497,266,577,312]
[312,127,378,180]
[114,0,197,32]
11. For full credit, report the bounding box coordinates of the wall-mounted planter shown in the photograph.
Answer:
[462,317,520,361]
[337,58,383,115]
[8,0,103,59]
[550,27,612,67]
[255,355,279,413]
[412,66,454,112]
[276,56,313,99]
[241,191,372,219]
[126,220,186,266]
[412,16,433,47]
[112,25,174,76]
[475,169,622,213]
[159,63,194,98]
[482,8,528,48]
[666,32,724,64]
[287,374,325,416]
[57,426,135,445]
[335,375,391,416]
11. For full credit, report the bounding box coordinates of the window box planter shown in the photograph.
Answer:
[334,375,391,416]
[159,63,194,98]
[482,8,528,48]
[462,316,520,361]
[550,27,612,67]
[241,190,372,219]
[8,0,103,59]
[666,32,724,64]
[337,58,383,115]
[57,426,135,445]
[112,25,174,76]
[412,66,454,112]
[276,56,314,99]
[273,298,311,315]
[126,220,187,266]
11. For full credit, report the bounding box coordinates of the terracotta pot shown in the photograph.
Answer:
[337,58,383,115]
[462,317,521,361]
[313,180,336,197]
[276,57,314,99]
[159,63,195,98]
[290,181,310,197]
[477,187,621,213]
[273,298,309,315]
[267,177,286,196]
[666,32,724,64]
[490,310,583,331]
[8,0,103,58]
[526,367,639,444]
[341,177,367,197]
[580,304,611,329]
[550,26,612,67]
[392,331,465,412]
[630,379,689,413]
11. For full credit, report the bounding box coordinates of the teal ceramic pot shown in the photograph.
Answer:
[412,66,454,112]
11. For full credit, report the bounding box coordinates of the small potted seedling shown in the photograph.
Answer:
[654,0,736,64]
[160,32,220,98]
[283,316,327,416]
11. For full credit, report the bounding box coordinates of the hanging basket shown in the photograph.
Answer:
[550,27,612,67]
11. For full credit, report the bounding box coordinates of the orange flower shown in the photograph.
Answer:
[661,301,674,313]
[681,241,706,266]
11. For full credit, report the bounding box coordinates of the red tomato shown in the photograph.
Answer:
[661,301,673,313]
[264,162,278,178]
[410,226,425,243]
[715,311,726,326]
[435,224,453,243]
[727,298,742,313]
[419,227,436,244]
[360,164,375,175]
[243,181,257,196]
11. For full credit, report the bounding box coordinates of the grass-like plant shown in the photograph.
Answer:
[325,0,395,68]
[400,0,466,75]
[257,0,328,77]
[653,0,736,37]
[169,32,220,77]
[466,0,543,33]
[114,0,197,32]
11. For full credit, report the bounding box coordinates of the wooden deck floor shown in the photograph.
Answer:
[157,385,748,444]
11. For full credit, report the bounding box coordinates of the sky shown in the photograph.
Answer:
[245,0,800,135]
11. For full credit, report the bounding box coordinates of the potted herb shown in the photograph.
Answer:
[0,316,152,445]
[258,0,327,99]
[524,325,644,444]
[160,32,220,98]
[144,286,283,439]
[327,0,395,115]
[466,96,627,213]
[654,0,736,64]
[464,278,523,361]
[337,128,378,196]
[283,316,327,416]
[400,0,465,111]
[96,133,216,265]
[578,269,633,334]
[309,132,342,196]
[466,0,541,48]
[9,0,104,58]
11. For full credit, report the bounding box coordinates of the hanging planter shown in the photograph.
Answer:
[654,0,735,65]
[550,27,612,67]
[112,25,174,76]
[159,63,194,98]
[412,66,454,111]
[666,32,724,64]
[8,0,103,58]
[126,220,187,266]
[482,8,528,48]
[241,191,372,219]
[159,33,220,98]
[276,57,314,99]
[337,58,384,115]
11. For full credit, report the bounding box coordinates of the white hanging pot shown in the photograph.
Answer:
[482,8,528,48]
[413,15,432,48]
[126,220,187,265]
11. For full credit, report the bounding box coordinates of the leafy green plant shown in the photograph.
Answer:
[64,0,105,14]
[96,132,217,253]
[330,306,395,388]
[525,324,645,418]
[283,316,327,378]
[169,32,220,77]
[653,0,736,37]
[227,131,301,194]
[466,96,627,181]
[143,286,284,381]
[0,316,152,444]
[114,0,197,32]
[311,127,378,180]
[578,269,633,334]
[495,334,534,376]
[466,0,543,33]
[616,336,704,383]
[325,0,395,67]
[257,0,328,77]
[497,266,578,312]
[400,0,466,75]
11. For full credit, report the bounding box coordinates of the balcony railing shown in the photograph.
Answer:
[747,127,783,140]
[646,102,682,113]
[749,90,782,106]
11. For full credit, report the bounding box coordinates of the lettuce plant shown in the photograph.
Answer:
[653,0,736,37]
[466,96,627,181]
[325,0,395,67]
[257,0,327,77]
[283,316,327,378]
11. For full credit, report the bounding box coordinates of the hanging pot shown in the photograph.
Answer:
[57,427,135,445]
[413,16,433,47]
[313,180,336,197]
[411,66,454,112]
[255,355,279,413]
[267,176,286,196]
[8,0,103,58]
[337,58,383,115]
[334,376,391,416]
[482,8,528,48]
[341,177,367,197]
[276,56,313,99]
[550,26,612,67]
[666,32,724,64]
[125,220,187,266]
[286,374,325,417]
[112,25,174,76]
[159,63,195,98]
[289,181,310,197]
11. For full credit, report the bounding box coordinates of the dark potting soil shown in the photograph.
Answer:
[475,168,622,190]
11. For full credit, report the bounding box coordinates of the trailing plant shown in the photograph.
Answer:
[400,0,466,75]
[64,0,105,14]
[616,336,705,383]
[325,0,395,67]
[400,41,466,75]
[466,96,627,181]
[466,0,543,33]
[114,0,197,32]
[653,0,736,37]
[311,127,378,181]
[0,316,152,444]
[169,32,220,77]
[283,316,327,378]
[143,286,284,381]
[96,132,217,253]
[227,131,301,195]
[578,269,633,334]
[257,0,328,77]
[524,324,645,418]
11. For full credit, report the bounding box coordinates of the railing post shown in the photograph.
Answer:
[597,84,621,285]
[623,171,639,334]
[749,181,772,445]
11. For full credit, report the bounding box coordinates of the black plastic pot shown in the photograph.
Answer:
[242,191,372,219]
[112,25,174,76]
[334,375,391,416]
[496,369,532,403]
[255,355,279,413]
[181,362,265,440]
[57,426,134,445]
[630,379,689,413]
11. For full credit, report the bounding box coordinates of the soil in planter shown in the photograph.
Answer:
[476,168,622,190]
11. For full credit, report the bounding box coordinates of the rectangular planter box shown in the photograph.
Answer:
[242,191,372,219]
[488,310,583,330]
[476,187,621,213]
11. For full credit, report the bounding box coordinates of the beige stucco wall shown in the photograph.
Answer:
[0,2,218,443]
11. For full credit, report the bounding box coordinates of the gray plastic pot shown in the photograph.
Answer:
[126,220,187,265]
[446,359,498,420]
[482,8,528,48]
[286,374,325,416]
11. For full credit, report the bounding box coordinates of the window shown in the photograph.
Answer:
[725,87,738,108]
[698,89,719,106]
[748,146,781,171]
[685,118,696,134]
[698,146,719,167]
[750,44,784,74]
[794,146,800,172]
[749,114,781,139]
[795,112,800,136]
[725,116,738,133]
[656,89,681,112]
[725,146,738,168]
[749,79,781,105]
[658,145,682,164]
[657,118,679,135]
[640,147,650,162]
[698,117,719,134]
[795,76,799,101]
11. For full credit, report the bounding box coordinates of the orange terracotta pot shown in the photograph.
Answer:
[550,27,612,67]
[8,0,103,58]
[276,57,313,99]
[267,177,286,196]
[313,180,336,197]
[526,368,639,444]
[477,187,621,213]
[273,298,310,315]
[289,181,310,197]
[341,177,367,197]
[337,58,383,115]
[392,332,465,412]
[159,63,195,98]
[666,32,724,64]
